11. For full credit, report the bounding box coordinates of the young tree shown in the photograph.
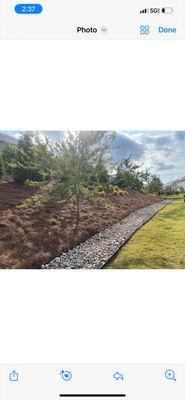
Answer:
[140,168,151,186]
[18,131,35,158]
[93,157,109,185]
[114,156,143,190]
[148,175,163,194]
[3,131,59,184]
[34,134,60,179]
[59,131,115,222]
[10,132,43,183]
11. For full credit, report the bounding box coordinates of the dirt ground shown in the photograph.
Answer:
[0,181,161,269]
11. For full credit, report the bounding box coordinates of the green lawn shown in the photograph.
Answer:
[160,193,184,199]
[107,200,185,269]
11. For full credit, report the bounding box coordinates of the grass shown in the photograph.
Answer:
[160,193,184,199]
[107,200,185,269]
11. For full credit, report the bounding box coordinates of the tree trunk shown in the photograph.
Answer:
[76,192,80,223]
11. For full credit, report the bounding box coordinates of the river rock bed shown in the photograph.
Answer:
[42,200,171,269]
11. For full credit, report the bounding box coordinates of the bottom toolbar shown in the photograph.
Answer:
[0,365,184,400]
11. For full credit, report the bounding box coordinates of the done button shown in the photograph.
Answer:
[15,4,43,14]
[158,26,177,34]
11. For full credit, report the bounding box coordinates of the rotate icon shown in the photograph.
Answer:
[60,370,72,381]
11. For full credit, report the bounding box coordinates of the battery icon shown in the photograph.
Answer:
[161,7,173,14]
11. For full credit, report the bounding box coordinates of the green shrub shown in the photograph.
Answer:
[93,184,104,192]
[91,196,111,208]
[92,184,105,196]
[141,188,150,195]
[108,184,114,192]
[12,164,43,184]
[0,155,5,179]
[96,190,105,196]
[16,194,45,209]
[24,180,41,187]
[48,182,72,203]
[113,186,127,196]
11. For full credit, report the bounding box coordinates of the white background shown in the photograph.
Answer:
[0,40,185,363]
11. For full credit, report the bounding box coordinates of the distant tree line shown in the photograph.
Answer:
[0,131,163,220]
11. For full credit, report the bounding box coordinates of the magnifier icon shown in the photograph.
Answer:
[165,369,176,381]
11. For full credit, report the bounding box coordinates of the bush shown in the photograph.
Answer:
[113,186,127,196]
[16,194,45,209]
[48,182,72,203]
[12,163,44,184]
[93,185,105,196]
[24,180,41,187]
[90,196,111,208]
[141,188,150,195]
[93,184,104,191]
[0,155,5,179]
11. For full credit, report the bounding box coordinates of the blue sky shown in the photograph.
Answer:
[116,131,185,183]
[1,130,185,183]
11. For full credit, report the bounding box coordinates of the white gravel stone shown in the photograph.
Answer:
[42,200,171,269]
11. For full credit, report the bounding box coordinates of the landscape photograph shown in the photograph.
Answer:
[0,130,185,269]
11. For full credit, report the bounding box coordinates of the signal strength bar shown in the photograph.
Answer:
[140,8,149,13]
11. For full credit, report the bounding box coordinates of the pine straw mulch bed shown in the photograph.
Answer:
[0,181,161,269]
